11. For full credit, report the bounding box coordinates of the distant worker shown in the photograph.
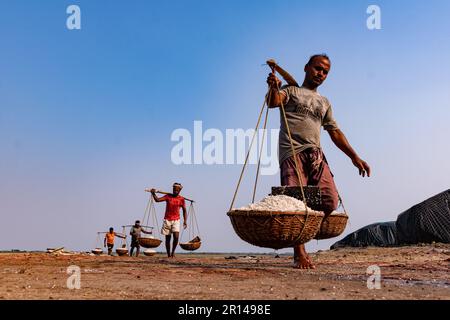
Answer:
[104,227,126,256]
[129,220,153,257]
[145,183,187,258]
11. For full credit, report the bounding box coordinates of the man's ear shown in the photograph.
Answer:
[304,64,308,72]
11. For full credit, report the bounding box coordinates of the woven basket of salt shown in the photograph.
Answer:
[115,247,128,256]
[227,209,324,249]
[179,237,202,251]
[91,248,103,255]
[138,237,162,248]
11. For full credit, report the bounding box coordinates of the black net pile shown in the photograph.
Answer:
[396,189,450,244]
[331,222,398,248]
[331,189,450,248]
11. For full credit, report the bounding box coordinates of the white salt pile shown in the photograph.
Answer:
[143,249,156,256]
[237,195,312,212]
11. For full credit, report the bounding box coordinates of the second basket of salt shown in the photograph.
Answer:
[314,211,348,240]
[227,195,324,250]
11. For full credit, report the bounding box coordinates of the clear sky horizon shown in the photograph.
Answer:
[1,0,449,253]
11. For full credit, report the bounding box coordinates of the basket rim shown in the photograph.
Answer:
[227,209,324,217]
[326,212,349,218]
[180,241,202,245]
[179,242,201,250]
[138,237,162,242]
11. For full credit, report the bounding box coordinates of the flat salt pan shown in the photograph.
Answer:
[237,195,312,212]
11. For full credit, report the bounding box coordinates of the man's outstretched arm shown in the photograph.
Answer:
[327,129,371,177]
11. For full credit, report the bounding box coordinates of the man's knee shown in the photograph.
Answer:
[321,191,339,215]
[318,165,339,214]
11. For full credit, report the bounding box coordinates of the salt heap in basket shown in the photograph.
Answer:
[237,195,312,212]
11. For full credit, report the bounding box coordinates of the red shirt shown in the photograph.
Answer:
[162,195,185,221]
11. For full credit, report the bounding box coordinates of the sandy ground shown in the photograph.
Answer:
[0,244,449,300]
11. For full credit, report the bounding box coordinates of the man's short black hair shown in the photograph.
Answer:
[135,220,140,224]
[307,54,331,65]
[109,227,114,231]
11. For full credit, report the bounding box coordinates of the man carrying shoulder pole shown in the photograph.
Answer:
[145,183,187,258]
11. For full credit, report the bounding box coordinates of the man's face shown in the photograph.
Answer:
[173,186,181,196]
[304,57,331,87]
[135,222,140,227]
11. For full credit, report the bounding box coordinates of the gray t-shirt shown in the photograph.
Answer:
[278,86,339,165]
[130,226,142,240]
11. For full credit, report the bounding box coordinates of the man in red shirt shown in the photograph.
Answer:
[148,183,187,258]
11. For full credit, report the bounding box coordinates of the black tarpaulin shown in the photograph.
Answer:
[396,189,450,244]
[330,222,399,249]
[331,189,450,248]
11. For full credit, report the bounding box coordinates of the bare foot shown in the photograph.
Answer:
[292,244,316,269]
[293,252,316,269]
[306,255,316,269]
[293,257,315,269]
[293,256,315,269]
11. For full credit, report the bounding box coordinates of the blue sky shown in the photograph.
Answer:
[1,0,449,253]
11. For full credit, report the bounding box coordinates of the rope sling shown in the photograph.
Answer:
[114,226,129,256]
[137,196,163,248]
[91,232,104,255]
[95,232,103,249]
[120,226,127,248]
[179,201,202,251]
